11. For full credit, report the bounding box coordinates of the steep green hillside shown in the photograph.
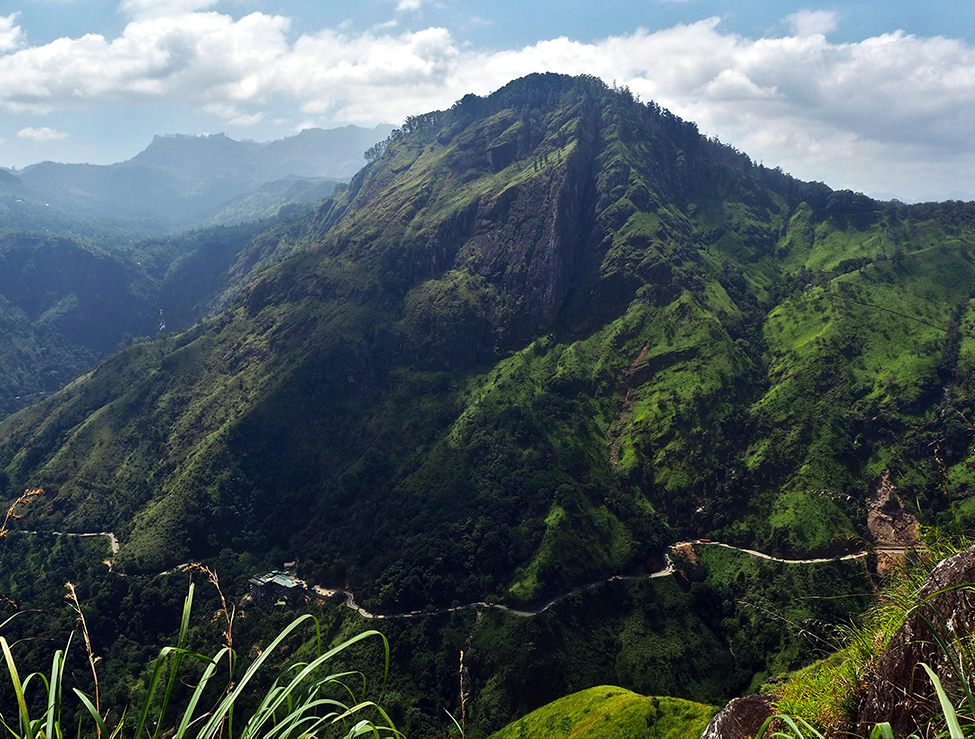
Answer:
[149,204,326,332]
[0,233,158,418]
[488,686,713,739]
[2,72,975,734]
[0,215,318,421]
[2,74,971,593]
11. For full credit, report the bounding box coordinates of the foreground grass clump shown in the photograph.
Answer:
[0,580,400,739]
[488,685,714,739]
[766,534,975,737]
[770,586,907,732]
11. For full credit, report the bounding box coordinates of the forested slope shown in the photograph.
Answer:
[0,206,327,422]
[0,233,158,418]
[2,74,973,607]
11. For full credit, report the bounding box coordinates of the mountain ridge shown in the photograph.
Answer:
[13,124,393,232]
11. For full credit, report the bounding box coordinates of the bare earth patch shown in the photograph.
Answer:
[866,471,919,574]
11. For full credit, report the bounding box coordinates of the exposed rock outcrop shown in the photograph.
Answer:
[867,471,919,548]
[857,545,975,736]
[702,547,975,738]
[700,695,774,739]
[866,471,920,575]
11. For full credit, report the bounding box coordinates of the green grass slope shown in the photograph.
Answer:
[488,685,713,739]
[724,228,975,555]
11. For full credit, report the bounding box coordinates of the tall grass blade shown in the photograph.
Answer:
[756,713,826,738]
[175,647,228,737]
[1,636,31,737]
[920,663,964,738]
[133,645,179,739]
[73,687,110,738]
[151,582,194,739]
[197,613,318,738]
[240,657,378,734]
[46,642,68,739]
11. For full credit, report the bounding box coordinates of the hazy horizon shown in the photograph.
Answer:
[1,123,394,173]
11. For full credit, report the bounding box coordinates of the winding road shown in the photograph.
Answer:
[17,529,119,554]
[10,528,908,620]
[313,567,676,620]
[311,540,908,621]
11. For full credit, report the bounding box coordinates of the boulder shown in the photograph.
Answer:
[701,694,774,739]
[857,545,975,736]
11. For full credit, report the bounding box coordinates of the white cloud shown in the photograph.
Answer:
[202,102,263,124]
[0,13,26,53]
[3,9,975,199]
[119,0,220,19]
[203,102,241,119]
[282,26,464,123]
[385,0,429,11]
[0,11,292,113]
[227,111,264,126]
[17,126,67,141]
[786,10,838,38]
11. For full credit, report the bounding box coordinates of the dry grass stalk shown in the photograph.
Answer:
[459,649,469,738]
[186,561,237,739]
[0,488,43,539]
[65,581,101,737]
[186,563,235,653]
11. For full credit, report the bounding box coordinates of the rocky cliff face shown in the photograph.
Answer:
[316,76,606,358]
[315,74,749,366]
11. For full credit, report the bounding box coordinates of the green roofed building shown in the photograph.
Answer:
[248,570,307,605]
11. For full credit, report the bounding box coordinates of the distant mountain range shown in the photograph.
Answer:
[129,126,389,183]
[2,124,393,232]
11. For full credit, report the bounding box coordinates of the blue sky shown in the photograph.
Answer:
[3,0,975,201]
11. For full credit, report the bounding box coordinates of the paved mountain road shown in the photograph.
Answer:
[12,529,906,619]
[313,540,906,620]
[18,529,119,553]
